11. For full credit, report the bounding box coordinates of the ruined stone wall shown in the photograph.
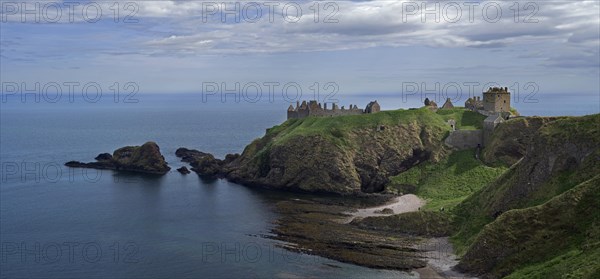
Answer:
[483,121,496,146]
[444,130,483,150]
[288,107,364,119]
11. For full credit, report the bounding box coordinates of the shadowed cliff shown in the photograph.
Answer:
[452,114,600,278]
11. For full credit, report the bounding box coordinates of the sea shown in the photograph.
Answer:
[0,92,596,278]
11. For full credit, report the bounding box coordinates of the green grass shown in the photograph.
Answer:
[265,107,485,148]
[387,149,507,210]
[506,248,600,279]
[451,114,600,256]
[510,107,520,116]
[435,107,486,130]
[540,114,600,141]
[265,107,451,148]
[455,175,600,278]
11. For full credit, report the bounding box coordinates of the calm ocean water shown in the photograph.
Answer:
[0,94,414,278]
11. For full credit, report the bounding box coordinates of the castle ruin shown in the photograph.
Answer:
[466,87,511,113]
[287,100,380,120]
[447,86,515,150]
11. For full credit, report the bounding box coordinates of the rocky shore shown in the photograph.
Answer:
[268,194,473,278]
[269,195,428,270]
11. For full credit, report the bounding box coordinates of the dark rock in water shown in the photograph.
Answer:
[65,142,170,175]
[175,148,213,163]
[94,153,113,161]
[175,147,238,177]
[177,166,191,174]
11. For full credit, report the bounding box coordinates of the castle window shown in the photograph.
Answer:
[504,100,506,103]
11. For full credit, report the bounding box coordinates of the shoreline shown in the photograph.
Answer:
[338,194,474,279]
[341,194,426,223]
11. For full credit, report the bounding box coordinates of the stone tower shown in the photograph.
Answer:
[483,87,511,113]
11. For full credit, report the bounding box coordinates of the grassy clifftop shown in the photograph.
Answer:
[436,108,486,130]
[226,108,484,194]
[265,108,450,148]
[265,107,486,147]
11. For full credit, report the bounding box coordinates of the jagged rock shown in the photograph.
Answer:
[175,148,213,163]
[177,166,191,174]
[65,142,170,175]
[175,148,239,177]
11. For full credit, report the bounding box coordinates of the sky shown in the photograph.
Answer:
[1,0,599,112]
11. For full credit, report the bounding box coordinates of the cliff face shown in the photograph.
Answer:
[453,114,600,278]
[482,116,561,166]
[187,109,450,194]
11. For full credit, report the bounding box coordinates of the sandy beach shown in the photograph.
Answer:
[342,194,426,223]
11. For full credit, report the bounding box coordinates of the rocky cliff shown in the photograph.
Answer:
[182,108,452,194]
[65,141,171,175]
[452,114,600,278]
[481,116,561,166]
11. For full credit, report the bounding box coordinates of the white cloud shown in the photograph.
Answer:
[121,0,597,69]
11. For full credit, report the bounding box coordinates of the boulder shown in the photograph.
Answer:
[65,142,170,175]
[177,166,191,174]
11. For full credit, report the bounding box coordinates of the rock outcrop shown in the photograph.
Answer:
[65,142,170,175]
[175,148,239,176]
[176,166,191,174]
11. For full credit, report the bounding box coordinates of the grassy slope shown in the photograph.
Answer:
[450,114,600,278]
[462,175,600,278]
[506,244,600,279]
[452,114,600,253]
[435,108,486,130]
[387,149,508,210]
